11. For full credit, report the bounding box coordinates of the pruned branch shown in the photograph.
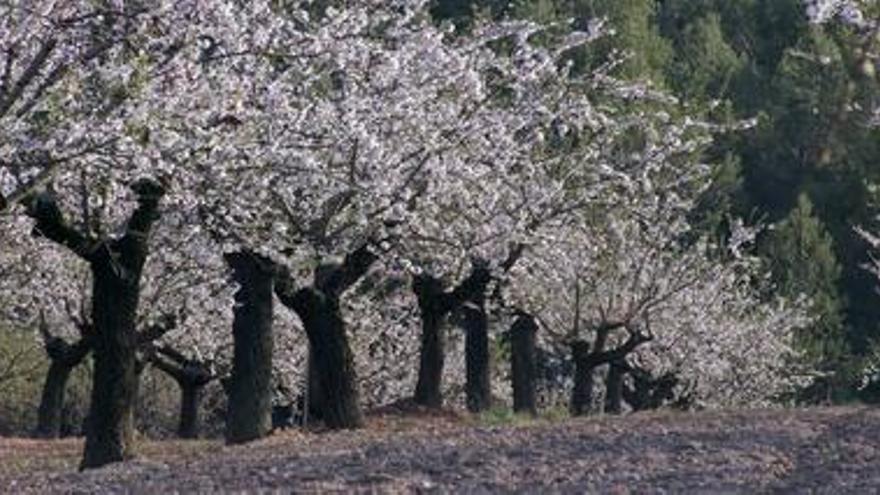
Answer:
[137,313,177,346]
[25,190,98,260]
[319,242,379,298]
[0,37,57,118]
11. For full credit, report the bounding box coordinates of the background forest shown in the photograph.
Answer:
[435,0,880,402]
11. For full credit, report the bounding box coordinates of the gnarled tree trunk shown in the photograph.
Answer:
[224,251,274,444]
[293,290,362,429]
[80,253,143,468]
[570,340,594,416]
[413,266,491,409]
[148,344,215,439]
[510,312,538,415]
[77,180,165,469]
[178,383,201,439]
[275,243,377,430]
[605,359,625,415]
[35,336,90,439]
[462,293,491,413]
[36,361,76,438]
[413,275,449,408]
[569,325,652,417]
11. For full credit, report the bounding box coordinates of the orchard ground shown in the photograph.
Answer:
[2,405,879,493]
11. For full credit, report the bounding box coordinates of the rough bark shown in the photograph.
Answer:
[306,345,323,423]
[410,250,518,410]
[605,359,625,415]
[463,296,491,413]
[411,267,488,409]
[510,312,538,416]
[412,275,449,408]
[274,243,377,430]
[148,345,214,439]
[570,341,594,416]
[67,179,165,470]
[224,251,275,444]
[34,334,90,439]
[178,384,201,439]
[36,361,74,438]
[80,254,143,468]
[569,327,652,417]
[293,290,363,429]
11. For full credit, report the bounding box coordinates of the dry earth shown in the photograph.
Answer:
[2,405,880,494]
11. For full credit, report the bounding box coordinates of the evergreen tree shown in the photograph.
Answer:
[512,0,672,82]
[762,193,850,403]
[666,13,745,101]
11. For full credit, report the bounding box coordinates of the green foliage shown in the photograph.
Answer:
[475,405,569,426]
[0,327,93,437]
[667,13,745,101]
[0,328,46,435]
[360,0,880,406]
[762,194,851,402]
[514,0,672,82]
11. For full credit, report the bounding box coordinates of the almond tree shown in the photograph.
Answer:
[0,0,207,467]
[509,125,811,412]
[136,1,616,423]
[0,214,90,437]
[0,0,169,215]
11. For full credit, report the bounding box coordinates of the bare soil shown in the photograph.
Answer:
[2,405,879,494]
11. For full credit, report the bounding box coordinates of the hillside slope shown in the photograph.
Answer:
[3,406,879,493]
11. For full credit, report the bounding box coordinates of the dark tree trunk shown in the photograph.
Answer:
[569,325,652,417]
[305,345,323,423]
[510,312,538,415]
[570,341,594,416]
[294,290,362,429]
[463,299,491,413]
[623,369,681,411]
[179,383,201,439]
[412,265,494,410]
[22,178,167,470]
[36,361,74,438]
[35,337,90,439]
[605,359,625,415]
[274,244,378,430]
[413,275,448,408]
[224,251,274,444]
[148,343,214,439]
[80,259,141,469]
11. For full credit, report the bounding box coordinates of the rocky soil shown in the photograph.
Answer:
[2,406,880,493]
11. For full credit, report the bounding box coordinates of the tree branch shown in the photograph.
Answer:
[590,329,652,366]
[450,263,492,307]
[319,242,379,298]
[137,314,177,346]
[0,37,57,118]
[25,190,97,260]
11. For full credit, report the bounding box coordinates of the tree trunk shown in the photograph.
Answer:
[510,313,538,416]
[275,244,377,430]
[413,275,448,408]
[178,383,201,439]
[570,341,594,416]
[463,300,491,413]
[305,344,323,423]
[224,251,274,444]
[35,336,90,439]
[25,178,164,470]
[605,359,625,415]
[80,262,140,469]
[35,360,74,438]
[295,290,363,429]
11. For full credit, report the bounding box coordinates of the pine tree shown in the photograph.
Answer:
[762,193,850,403]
